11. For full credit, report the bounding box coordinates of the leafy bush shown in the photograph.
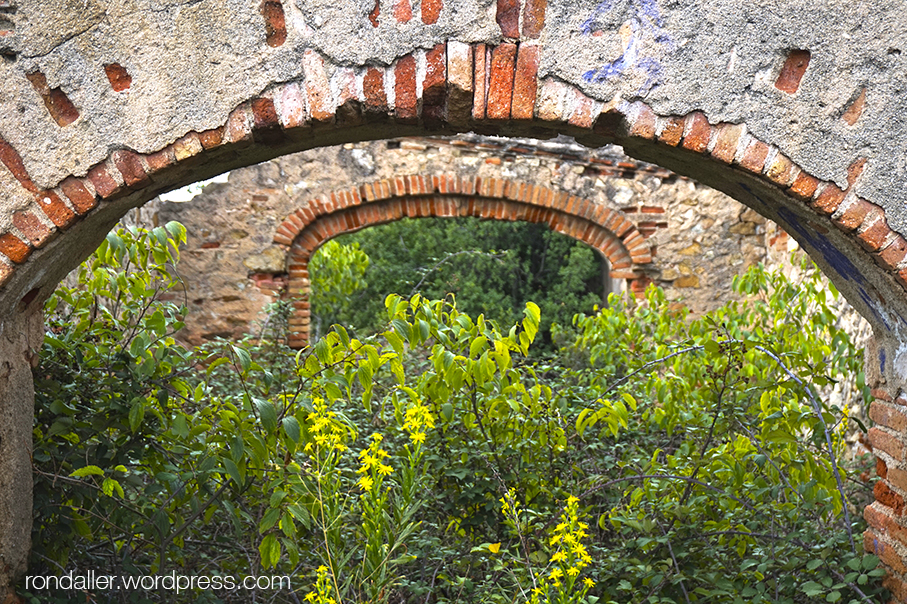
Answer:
[26,225,884,604]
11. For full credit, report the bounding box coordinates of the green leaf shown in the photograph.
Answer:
[259,534,280,569]
[70,465,105,478]
[282,416,301,443]
[254,398,278,433]
[128,400,145,432]
[222,458,243,487]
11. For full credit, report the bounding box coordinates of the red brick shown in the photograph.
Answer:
[890,467,907,493]
[88,162,122,198]
[765,152,799,187]
[843,88,867,126]
[145,147,176,173]
[495,0,519,38]
[833,198,876,232]
[874,388,895,402]
[883,574,907,603]
[226,104,253,144]
[878,236,907,270]
[787,172,820,201]
[522,0,546,38]
[568,89,597,129]
[775,49,811,94]
[36,190,75,229]
[710,123,745,163]
[60,177,97,215]
[511,44,539,120]
[112,150,149,188]
[738,139,770,173]
[628,104,657,139]
[0,136,37,193]
[303,50,333,122]
[260,0,287,47]
[681,111,711,153]
[368,0,380,26]
[104,63,132,91]
[251,97,281,132]
[876,481,907,516]
[859,216,892,252]
[863,529,907,575]
[423,43,447,106]
[848,157,868,187]
[198,127,224,149]
[27,71,80,127]
[487,44,517,120]
[473,44,488,120]
[394,54,418,122]
[880,457,890,479]
[0,259,11,287]
[873,401,907,432]
[0,232,30,263]
[810,183,846,216]
[870,427,907,462]
[394,0,411,22]
[421,0,441,24]
[657,116,685,146]
[13,210,51,247]
[363,68,388,113]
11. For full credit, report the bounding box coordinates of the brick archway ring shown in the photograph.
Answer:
[273,174,654,347]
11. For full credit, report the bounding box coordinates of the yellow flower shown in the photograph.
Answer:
[584,578,595,588]
[378,463,393,476]
[358,474,374,491]
[567,566,580,577]
[551,551,566,563]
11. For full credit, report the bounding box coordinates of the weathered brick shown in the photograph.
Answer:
[858,215,892,252]
[628,104,657,139]
[303,50,334,122]
[775,49,811,94]
[495,0,519,37]
[421,0,441,24]
[0,232,31,263]
[536,78,566,122]
[843,88,867,126]
[709,123,745,163]
[394,54,418,122]
[447,41,473,124]
[27,71,80,127]
[423,43,447,106]
[890,467,907,494]
[522,0,546,38]
[112,150,149,188]
[511,44,539,120]
[0,135,37,193]
[13,210,51,247]
[173,132,203,161]
[870,426,907,462]
[198,127,225,149]
[567,89,597,129]
[883,574,907,603]
[738,139,770,173]
[0,258,12,287]
[368,0,380,26]
[833,198,876,232]
[60,177,97,215]
[251,97,280,131]
[487,43,517,120]
[880,457,890,478]
[681,111,711,153]
[36,190,75,229]
[877,481,907,516]
[657,116,685,146]
[810,183,846,216]
[88,162,122,198]
[873,401,907,433]
[260,0,287,47]
[273,82,307,129]
[104,63,132,91]
[226,104,253,144]
[765,152,799,187]
[394,0,411,22]
[787,172,820,201]
[473,43,488,120]
[877,236,907,270]
[362,68,388,114]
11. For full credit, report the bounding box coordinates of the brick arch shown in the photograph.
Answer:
[1,11,907,598]
[272,174,654,347]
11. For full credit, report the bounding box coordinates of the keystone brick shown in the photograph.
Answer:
[536,79,567,122]
[394,54,418,122]
[487,44,517,120]
[810,183,846,216]
[13,210,51,247]
[173,132,203,161]
[447,41,473,124]
[496,0,519,38]
[522,0,546,38]
[36,190,75,229]
[303,50,333,122]
[710,123,745,163]
[511,44,539,120]
[87,162,122,198]
[251,97,280,131]
[198,127,225,149]
[112,150,149,188]
[226,104,253,143]
[681,111,711,153]
[628,104,657,139]
[423,43,447,106]
[0,232,30,263]
[60,177,97,215]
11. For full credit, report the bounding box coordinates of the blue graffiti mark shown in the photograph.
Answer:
[880,348,887,374]
[581,0,674,96]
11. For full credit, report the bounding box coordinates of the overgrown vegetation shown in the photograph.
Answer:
[25,223,885,603]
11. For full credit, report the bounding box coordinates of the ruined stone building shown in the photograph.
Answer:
[3,0,907,599]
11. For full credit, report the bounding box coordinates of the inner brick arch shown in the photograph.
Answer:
[2,8,907,599]
[273,174,654,347]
